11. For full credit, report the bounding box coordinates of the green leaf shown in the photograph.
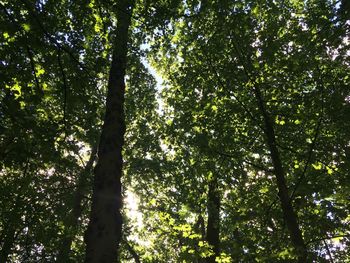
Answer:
[312,162,322,170]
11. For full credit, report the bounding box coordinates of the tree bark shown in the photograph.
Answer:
[253,86,308,262]
[57,145,97,262]
[84,1,134,262]
[205,175,220,263]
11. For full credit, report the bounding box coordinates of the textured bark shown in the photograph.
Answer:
[253,86,308,262]
[205,176,221,263]
[84,1,134,262]
[57,146,97,262]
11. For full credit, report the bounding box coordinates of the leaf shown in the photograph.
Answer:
[259,187,269,194]
[22,23,30,31]
[312,162,322,170]
[6,79,22,99]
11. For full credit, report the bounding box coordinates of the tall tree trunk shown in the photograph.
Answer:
[84,1,134,262]
[205,175,221,263]
[57,145,97,262]
[253,86,308,262]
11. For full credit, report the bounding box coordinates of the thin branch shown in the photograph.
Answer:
[290,115,322,200]
[124,240,141,263]
[17,0,94,78]
[203,51,265,132]
[57,48,68,140]
[263,197,279,225]
[323,239,335,263]
[215,150,274,174]
[26,46,43,96]
[276,143,340,176]
[307,234,350,245]
[290,65,326,200]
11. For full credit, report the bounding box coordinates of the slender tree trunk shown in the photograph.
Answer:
[206,175,221,263]
[57,145,97,262]
[84,1,134,262]
[194,214,206,239]
[253,86,308,262]
[193,214,206,263]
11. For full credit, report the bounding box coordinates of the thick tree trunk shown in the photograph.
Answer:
[57,145,97,262]
[84,1,134,262]
[205,175,221,263]
[253,86,308,262]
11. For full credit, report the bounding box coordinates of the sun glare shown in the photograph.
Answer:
[125,190,143,230]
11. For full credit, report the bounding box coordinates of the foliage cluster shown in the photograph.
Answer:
[1,0,349,262]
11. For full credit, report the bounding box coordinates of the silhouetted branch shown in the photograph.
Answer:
[124,239,141,263]
[26,46,43,96]
[17,0,94,78]
[323,240,335,263]
[307,234,350,245]
[57,48,69,140]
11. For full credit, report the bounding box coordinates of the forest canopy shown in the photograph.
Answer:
[1,0,350,262]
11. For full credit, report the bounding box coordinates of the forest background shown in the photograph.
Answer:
[1,0,350,262]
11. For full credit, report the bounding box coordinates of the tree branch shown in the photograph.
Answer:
[124,240,141,263]
[26,46,43,96]
[57,48,69,140]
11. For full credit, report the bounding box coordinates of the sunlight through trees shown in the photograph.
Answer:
[1,0,350,262]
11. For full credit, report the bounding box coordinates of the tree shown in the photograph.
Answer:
[1,0,350,262]
[143,0,350,261]
[84,0,135,262]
